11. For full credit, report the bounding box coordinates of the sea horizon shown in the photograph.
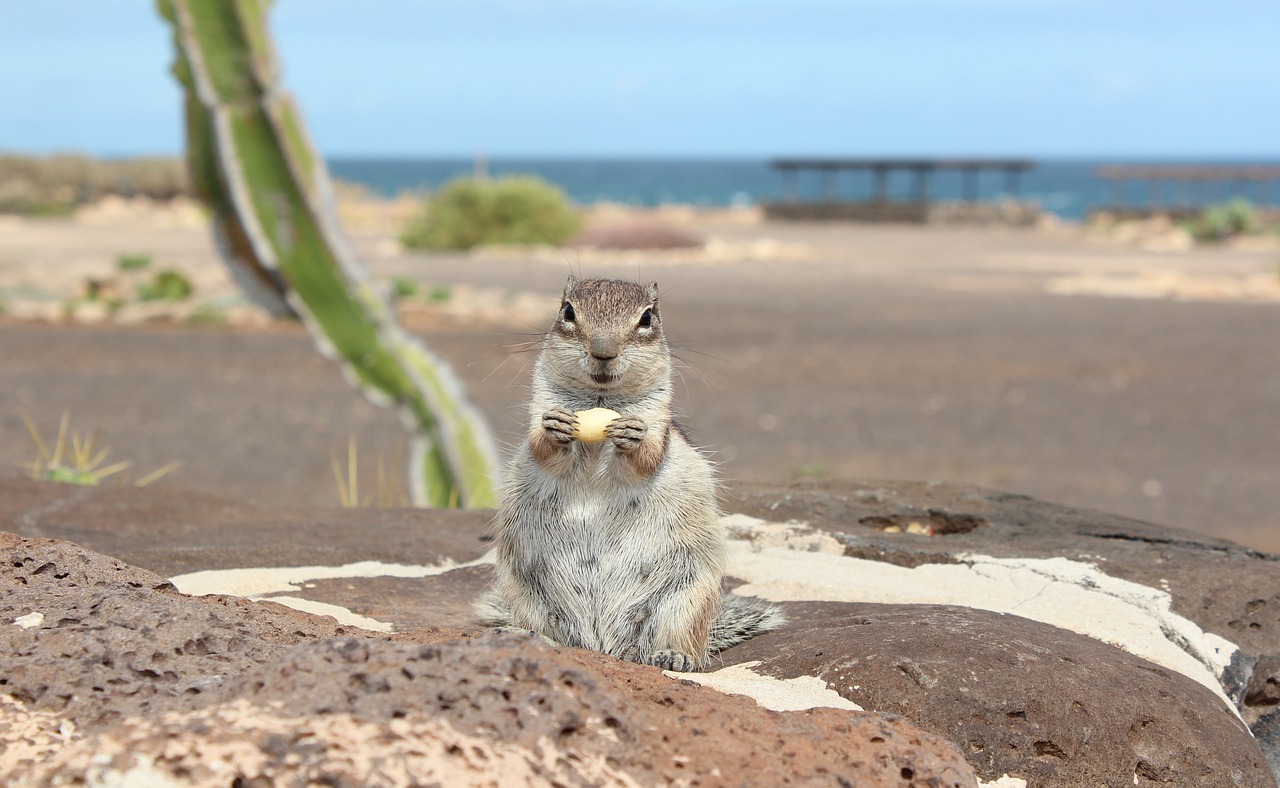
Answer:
[11,150,1276,222]
[327,155,1280,222]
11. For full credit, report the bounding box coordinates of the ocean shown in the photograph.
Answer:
[328,158,1279,222]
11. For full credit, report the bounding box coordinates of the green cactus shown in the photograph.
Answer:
[157,0,499,508]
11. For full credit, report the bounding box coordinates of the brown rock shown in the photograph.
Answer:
[1259,710,1280,779]
[221,635,975,787]
[1249,657,1280,708]
[723,601,1273,786]
[730,479,1280,780]
[0,477,493,576]
[728,479,1279,651]
[301,565,495,631]
[0,532,977,787]
[0,532,469,727]
[6,477,1280,783]
[3,694,643,787]
[731,480,1280,705]
[1250,657,1280,776]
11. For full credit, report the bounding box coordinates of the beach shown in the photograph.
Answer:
[2,196,1278,551]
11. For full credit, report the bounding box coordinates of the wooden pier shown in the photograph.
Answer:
[763,157,1035,222]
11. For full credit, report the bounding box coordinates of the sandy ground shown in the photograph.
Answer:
[1,200,1278,551]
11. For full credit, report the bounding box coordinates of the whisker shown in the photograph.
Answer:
[671,366,691,402]
[559,247,582,281]
[498,340,543,355]
[670,355,716,394]
[506,354,535,389]
[668,343,726,363]
[482,352,520,384]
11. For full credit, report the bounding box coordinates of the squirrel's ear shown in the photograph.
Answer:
[646,281,660,311]
[563,275,578,301]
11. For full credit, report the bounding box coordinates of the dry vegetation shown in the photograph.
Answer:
[0,152,187,215]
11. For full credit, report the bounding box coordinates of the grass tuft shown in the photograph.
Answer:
[117,253,153,271]
[331,435,408,508]
[21,411,181,487]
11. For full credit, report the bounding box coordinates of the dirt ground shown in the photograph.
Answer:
[2,205,1278,551]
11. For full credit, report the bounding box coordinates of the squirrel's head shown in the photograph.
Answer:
[542,276,669,394]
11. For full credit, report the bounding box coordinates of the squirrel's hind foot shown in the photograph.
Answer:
[644,650,701,673]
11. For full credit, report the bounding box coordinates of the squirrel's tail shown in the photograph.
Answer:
[474,590,512,628]
[708,595,786,654]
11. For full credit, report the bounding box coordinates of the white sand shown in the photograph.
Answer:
[667,660,863,713]
[723,515,1238,711]
[170,557,492,632]
[166,515,1240,716]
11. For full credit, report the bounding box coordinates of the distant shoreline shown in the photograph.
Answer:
[4,152,1280,221]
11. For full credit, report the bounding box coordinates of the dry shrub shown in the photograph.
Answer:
[0,152,187,214]
[573,219,702,250]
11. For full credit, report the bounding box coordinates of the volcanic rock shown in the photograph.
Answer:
[1,531,975,787]
[724,602,1268,786]
[4,477,1280,785]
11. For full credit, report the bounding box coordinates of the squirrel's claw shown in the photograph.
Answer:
[605,414,647,453]
[542,407,579,445]
[646,649,699,672]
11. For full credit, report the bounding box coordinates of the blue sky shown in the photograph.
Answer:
[2,1,1277,158]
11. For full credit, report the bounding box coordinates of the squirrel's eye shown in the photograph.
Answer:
[638,308,653,328]
[562,303,576,322]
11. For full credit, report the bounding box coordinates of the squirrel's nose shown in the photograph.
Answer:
[590,339,619,360]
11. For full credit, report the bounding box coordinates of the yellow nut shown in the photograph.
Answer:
[573,408,620,444]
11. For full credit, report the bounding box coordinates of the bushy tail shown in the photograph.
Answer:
[474,590,512,628]
[709,595,786,654]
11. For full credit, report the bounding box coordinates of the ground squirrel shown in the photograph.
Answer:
[477,276,783,671]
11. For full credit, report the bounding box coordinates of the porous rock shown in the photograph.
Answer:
[5,476,1280,785]
[729,478,1280,657]
[1,531,976,787]
[0,531,468,727]
[731,480,1280,741]
[722,602,1273,787]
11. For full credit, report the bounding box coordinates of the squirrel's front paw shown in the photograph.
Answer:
[646,650,700,672]
[605,414,647,453]
[541,407,579,446]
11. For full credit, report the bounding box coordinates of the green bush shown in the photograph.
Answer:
[138,269,194,301]
[1185,198,1260,242]
[391,277,419,300]
[117,253,152,271]
[400,176,581,251]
